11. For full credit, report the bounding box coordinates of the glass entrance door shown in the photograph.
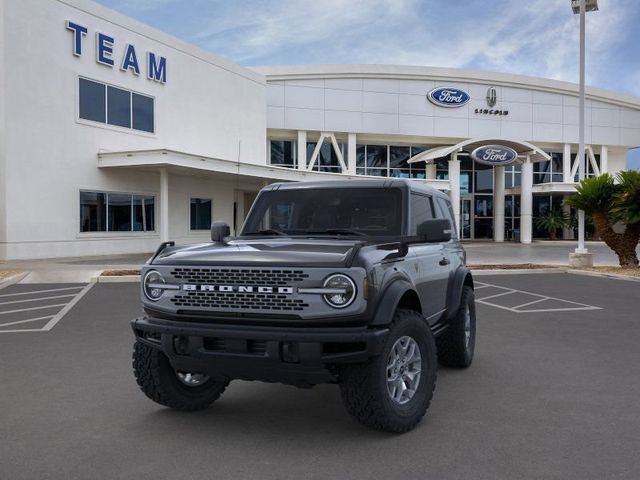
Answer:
[460,195,472,240]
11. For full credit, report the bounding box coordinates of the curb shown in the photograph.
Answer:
[566,269,640,282]
[93,275,141,283]
[470,268,564,276]
[0,271,29,290]
[470,267,640,282]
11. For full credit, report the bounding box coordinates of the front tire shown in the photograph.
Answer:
[339,309,437,433]
[132,341,229,411]
[437,285,476,368]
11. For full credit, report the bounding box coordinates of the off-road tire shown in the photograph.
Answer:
[133,341,229,411]
[338,309,437,433]
[437,286,476,368]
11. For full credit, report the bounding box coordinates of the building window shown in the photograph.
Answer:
[79,79,106,123]
[80,191,155,232]
[190,198,212,230]
[505,165,521,188]
[571,153,601,181]
[78,78,154,133]
[306,142,346,173]
[532,194,566,239]
[270,140,297,168]
[435,157,449,180]
[534,153,564,184]
[356,145,427,178]
[79,191,106,232]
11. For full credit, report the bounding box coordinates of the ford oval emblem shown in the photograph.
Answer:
[427,87,470,108]
[471,145,518,166]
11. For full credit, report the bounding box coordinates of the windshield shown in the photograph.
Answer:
[241,187,403,237]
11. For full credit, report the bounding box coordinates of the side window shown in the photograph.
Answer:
[409,193,434,236]
[436,197,458,239]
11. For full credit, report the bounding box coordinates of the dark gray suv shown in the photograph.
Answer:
[131,179,476,432]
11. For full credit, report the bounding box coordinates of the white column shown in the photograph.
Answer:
[563,143,572,183]
[562,198,573,240]
[425,163,437,180]
[520,158,533,244]
[297,130,307,170]
[448,153,461,236]
[160,168,169,242]
[347,133,357,175]
[493,165,505,242]
[600,145,608,174]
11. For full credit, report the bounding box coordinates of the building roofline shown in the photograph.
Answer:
[251,64,640,109]
[56,0,265,85]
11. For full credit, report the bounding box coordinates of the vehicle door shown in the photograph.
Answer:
[409,192,449,323]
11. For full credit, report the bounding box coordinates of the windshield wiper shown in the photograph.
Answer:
[243,229,288,236]
[303,228,367,237]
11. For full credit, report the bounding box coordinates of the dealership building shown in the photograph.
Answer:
[1,0,640,260]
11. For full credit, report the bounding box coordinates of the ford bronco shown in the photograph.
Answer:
[131,179,476,432]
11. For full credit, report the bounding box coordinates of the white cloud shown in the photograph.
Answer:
[97,0,640,95]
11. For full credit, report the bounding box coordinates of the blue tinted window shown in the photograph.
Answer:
[191,198,212,230]
[79,78,154,133]
[133,195,155,231]
[107,86,131,128]
[132,93,154,133]
[108,193,132,231]
[80,191,106,232]
[79,79,105,123]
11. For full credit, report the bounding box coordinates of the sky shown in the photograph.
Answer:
[95,0,640,170]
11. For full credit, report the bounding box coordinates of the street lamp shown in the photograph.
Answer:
[571,0,597,263]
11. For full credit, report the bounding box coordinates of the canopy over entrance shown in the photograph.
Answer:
[407,138,551,164]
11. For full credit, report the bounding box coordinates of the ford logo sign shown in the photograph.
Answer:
[471,145,518,166]
[427,87,470,108]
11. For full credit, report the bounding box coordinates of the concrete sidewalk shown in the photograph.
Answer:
[463,240,637,266]
[1,241,637,283]
[0,253,151,283]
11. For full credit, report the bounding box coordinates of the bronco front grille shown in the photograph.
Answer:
[170,292,309,311]
[170,268,309,285]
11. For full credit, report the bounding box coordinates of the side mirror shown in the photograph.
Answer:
[416,219,452,243]
[211,221,230,244]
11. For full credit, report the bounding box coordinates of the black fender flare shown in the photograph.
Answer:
[445,266,474,320]
[370,279,417,327]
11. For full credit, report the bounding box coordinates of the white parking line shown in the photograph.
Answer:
[474,281,601,313]
[0,283,95,333]
[42,283,94,331]
[0,286,84,298]
[0,303,68,316]
[0,315,53,328]
[0,293,78,306]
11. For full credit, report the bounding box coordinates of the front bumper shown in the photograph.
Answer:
[131,316,389,386]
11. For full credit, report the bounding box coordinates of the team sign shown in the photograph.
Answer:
[66,21,167,84]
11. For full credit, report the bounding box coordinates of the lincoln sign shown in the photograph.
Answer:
[471,145,518,166]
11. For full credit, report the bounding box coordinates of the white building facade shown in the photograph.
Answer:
[1,0,640,260]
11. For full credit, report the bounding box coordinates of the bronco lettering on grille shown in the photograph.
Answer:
[182,284,295,294]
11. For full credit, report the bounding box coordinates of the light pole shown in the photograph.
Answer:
[570,0,597,264]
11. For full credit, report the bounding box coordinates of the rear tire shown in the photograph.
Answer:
[339,309,437,433]
[132,341,229,411]
[437,286,476,368]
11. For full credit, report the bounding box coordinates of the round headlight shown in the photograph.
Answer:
[322,274,356,308]
[143,270,165,301]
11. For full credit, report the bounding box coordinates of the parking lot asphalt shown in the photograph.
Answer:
[1,273,639,480]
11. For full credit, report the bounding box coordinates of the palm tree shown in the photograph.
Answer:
[565,172,640,267]
[535,209,569,240]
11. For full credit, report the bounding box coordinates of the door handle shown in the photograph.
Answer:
[439,257,450,266]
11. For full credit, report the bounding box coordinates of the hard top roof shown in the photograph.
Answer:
[262,179,448,199]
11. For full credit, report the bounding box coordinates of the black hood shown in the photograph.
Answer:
[151,238,363,267]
